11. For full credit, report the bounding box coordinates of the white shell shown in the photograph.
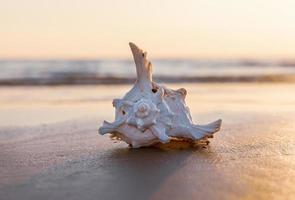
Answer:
[99,43,222,148]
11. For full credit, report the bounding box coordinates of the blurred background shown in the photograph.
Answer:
[1,0,295,85]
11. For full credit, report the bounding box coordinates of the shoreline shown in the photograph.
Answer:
[0,74,295,86]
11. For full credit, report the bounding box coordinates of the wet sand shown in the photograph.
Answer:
[0,83,295,200]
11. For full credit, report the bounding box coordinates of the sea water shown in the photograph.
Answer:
[0,59,294,84]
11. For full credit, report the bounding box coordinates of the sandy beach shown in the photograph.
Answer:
[1,83,295,200]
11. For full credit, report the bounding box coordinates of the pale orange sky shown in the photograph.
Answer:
[1,0,295,59]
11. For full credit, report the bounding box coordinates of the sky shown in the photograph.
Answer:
[1,0,295,59]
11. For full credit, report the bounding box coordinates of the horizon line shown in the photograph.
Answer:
[0,56,295,62]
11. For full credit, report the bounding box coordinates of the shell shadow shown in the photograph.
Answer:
[101,148,191,200]
[98,141,213,200]
[0,141,215,200]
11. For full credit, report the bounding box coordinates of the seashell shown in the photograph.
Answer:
[98,42,222,148]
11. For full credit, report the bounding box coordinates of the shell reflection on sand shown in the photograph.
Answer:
[110,134,211,150]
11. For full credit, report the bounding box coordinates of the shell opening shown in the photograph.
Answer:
[152,88,158,93]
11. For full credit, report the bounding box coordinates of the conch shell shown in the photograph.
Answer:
[99,43,222,148]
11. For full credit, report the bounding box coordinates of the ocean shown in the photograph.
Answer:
[0,59,295,85]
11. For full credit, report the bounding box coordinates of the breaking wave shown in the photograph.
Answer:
[0,59,295,85]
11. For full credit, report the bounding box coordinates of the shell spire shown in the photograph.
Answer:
[129,42,153,84]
